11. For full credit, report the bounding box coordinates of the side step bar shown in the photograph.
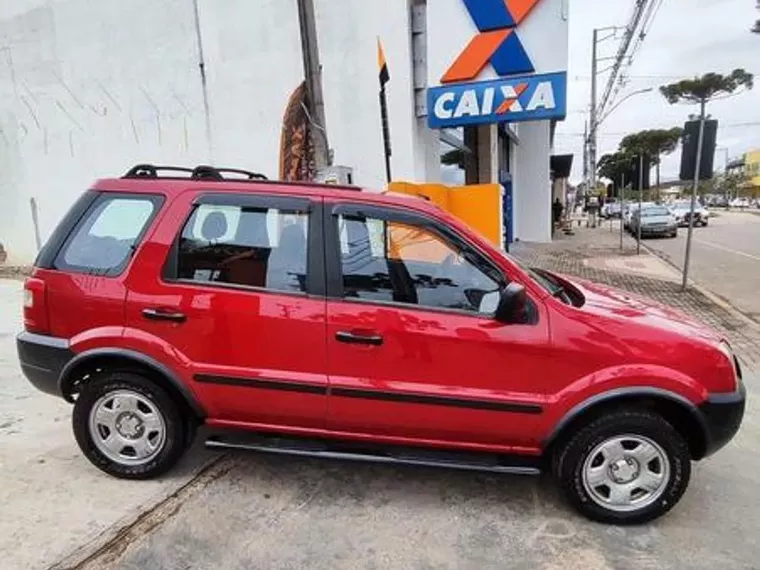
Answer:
[205,433,541,476]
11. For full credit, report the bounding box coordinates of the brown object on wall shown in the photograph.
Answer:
[279,82,316,182]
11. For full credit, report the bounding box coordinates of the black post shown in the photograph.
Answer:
[636,154,643,255]
[379,86,392,184]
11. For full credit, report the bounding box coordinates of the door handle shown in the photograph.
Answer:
[142,308,187,323]
[335,331,384,346]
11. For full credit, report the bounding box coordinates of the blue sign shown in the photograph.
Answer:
[427,71,567,129]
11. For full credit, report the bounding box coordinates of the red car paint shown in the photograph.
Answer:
[23,177,738,458]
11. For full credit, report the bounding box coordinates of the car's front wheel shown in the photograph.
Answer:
[556,409,691,524]
[72,372,188,479]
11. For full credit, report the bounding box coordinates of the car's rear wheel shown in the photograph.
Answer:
[72,372,188,479]
[555,409,691,524]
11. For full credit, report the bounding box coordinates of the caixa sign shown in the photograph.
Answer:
[427,72,567,128]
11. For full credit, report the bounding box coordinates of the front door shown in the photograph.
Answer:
[324,203,550,450]
[125,192,328,429]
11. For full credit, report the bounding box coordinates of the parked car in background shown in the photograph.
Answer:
[630,205,678,238]
[730,197,750,209]
[17,164,745,525]
[601,202,622,219]
[670,200,709,227]
[623,202,655,232]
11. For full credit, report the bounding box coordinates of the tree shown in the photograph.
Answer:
[660,69,754,108]
[661,69,754,291]
[597,152,634,196]
[619,128,683,190]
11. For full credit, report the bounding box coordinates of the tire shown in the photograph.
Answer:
[555,409,691,524]
[72,372,188,479]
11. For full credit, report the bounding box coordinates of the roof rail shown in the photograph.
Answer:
[123,164,269,181]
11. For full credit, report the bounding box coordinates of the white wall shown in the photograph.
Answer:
[513,121,551,242]
[0,0,427,263]
[0,0,208,263]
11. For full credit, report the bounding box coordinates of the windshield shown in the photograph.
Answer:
[641,206,671,217]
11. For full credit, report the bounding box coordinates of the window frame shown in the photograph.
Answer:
[51,192,165,277]
[162,192,326,298]
[325,202,508,317]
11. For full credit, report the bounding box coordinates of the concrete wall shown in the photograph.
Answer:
[0,0,425,263]
[0,0,565,261]
[513,121,551,242]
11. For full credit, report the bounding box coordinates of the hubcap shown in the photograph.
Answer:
[582,434,670,512]
[88,390,166,466]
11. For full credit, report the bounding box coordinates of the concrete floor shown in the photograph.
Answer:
[0,279,215,570]
[79,442,760,570]
[2,251,760,569]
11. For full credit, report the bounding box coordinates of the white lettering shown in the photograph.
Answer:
[434,92,456,119]
[481,87,495,115]
[526,82,556,111]
[500,85,523,112]
[453,90,480,118]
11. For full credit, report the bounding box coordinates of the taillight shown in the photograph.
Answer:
[23,278,50,334]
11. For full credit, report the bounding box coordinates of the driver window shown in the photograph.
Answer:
[339,214,503,314]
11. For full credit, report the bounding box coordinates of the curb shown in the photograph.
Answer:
[48,454,232,570]
[639,241,760,332]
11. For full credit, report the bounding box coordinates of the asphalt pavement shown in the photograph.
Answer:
[642,210,760,323]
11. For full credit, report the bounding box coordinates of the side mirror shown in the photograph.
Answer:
[494,282,527,323]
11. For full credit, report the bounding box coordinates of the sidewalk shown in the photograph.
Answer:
[511,224,760,368]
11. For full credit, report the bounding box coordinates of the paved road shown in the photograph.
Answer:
[643,211,760,323]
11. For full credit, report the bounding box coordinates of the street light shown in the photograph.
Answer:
[598,87,654,125]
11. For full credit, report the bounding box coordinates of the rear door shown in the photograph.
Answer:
[124,192,329,429]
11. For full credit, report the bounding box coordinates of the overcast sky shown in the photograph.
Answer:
[554,0,760,183]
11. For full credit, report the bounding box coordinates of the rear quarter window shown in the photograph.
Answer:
[54,193,163,276]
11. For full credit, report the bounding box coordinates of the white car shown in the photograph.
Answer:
[630,205,678,238]
[731,197,750,209]
[623,202,655,231]
[670,200,709,227]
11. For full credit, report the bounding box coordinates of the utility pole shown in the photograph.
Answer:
[296,0,331,170]
[682,101,706,291]
[588,29,598,196]
[636,154,643,255]
[619,171,625,250]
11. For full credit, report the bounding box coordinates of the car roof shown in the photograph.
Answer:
[91,175,444,217]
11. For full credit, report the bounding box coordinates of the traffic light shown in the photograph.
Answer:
[680,119,717,181]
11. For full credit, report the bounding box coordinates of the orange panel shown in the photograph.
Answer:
[506,0,541,24]
[441,29,509,84]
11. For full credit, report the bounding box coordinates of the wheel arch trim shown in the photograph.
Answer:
[542,386,707,450]
[59,348,206,418]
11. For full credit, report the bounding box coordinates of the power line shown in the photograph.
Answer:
[557,121,760,137]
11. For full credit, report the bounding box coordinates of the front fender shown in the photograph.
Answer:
[541,364,708,445]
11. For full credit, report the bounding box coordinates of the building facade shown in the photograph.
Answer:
[0,0,568,263]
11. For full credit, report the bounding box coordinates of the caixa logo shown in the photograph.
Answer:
[427,0,566,128]
[428,73,566,128]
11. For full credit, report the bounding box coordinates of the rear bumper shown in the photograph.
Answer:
[16,332,74,398]
[699,379,746,457]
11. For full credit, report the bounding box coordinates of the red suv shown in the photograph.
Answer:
[18,165,745,524]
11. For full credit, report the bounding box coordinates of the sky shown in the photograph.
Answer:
[554,0,760,184]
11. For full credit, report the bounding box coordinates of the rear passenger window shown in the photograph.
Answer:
[55,194,162,275]
[175,203,309,294]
